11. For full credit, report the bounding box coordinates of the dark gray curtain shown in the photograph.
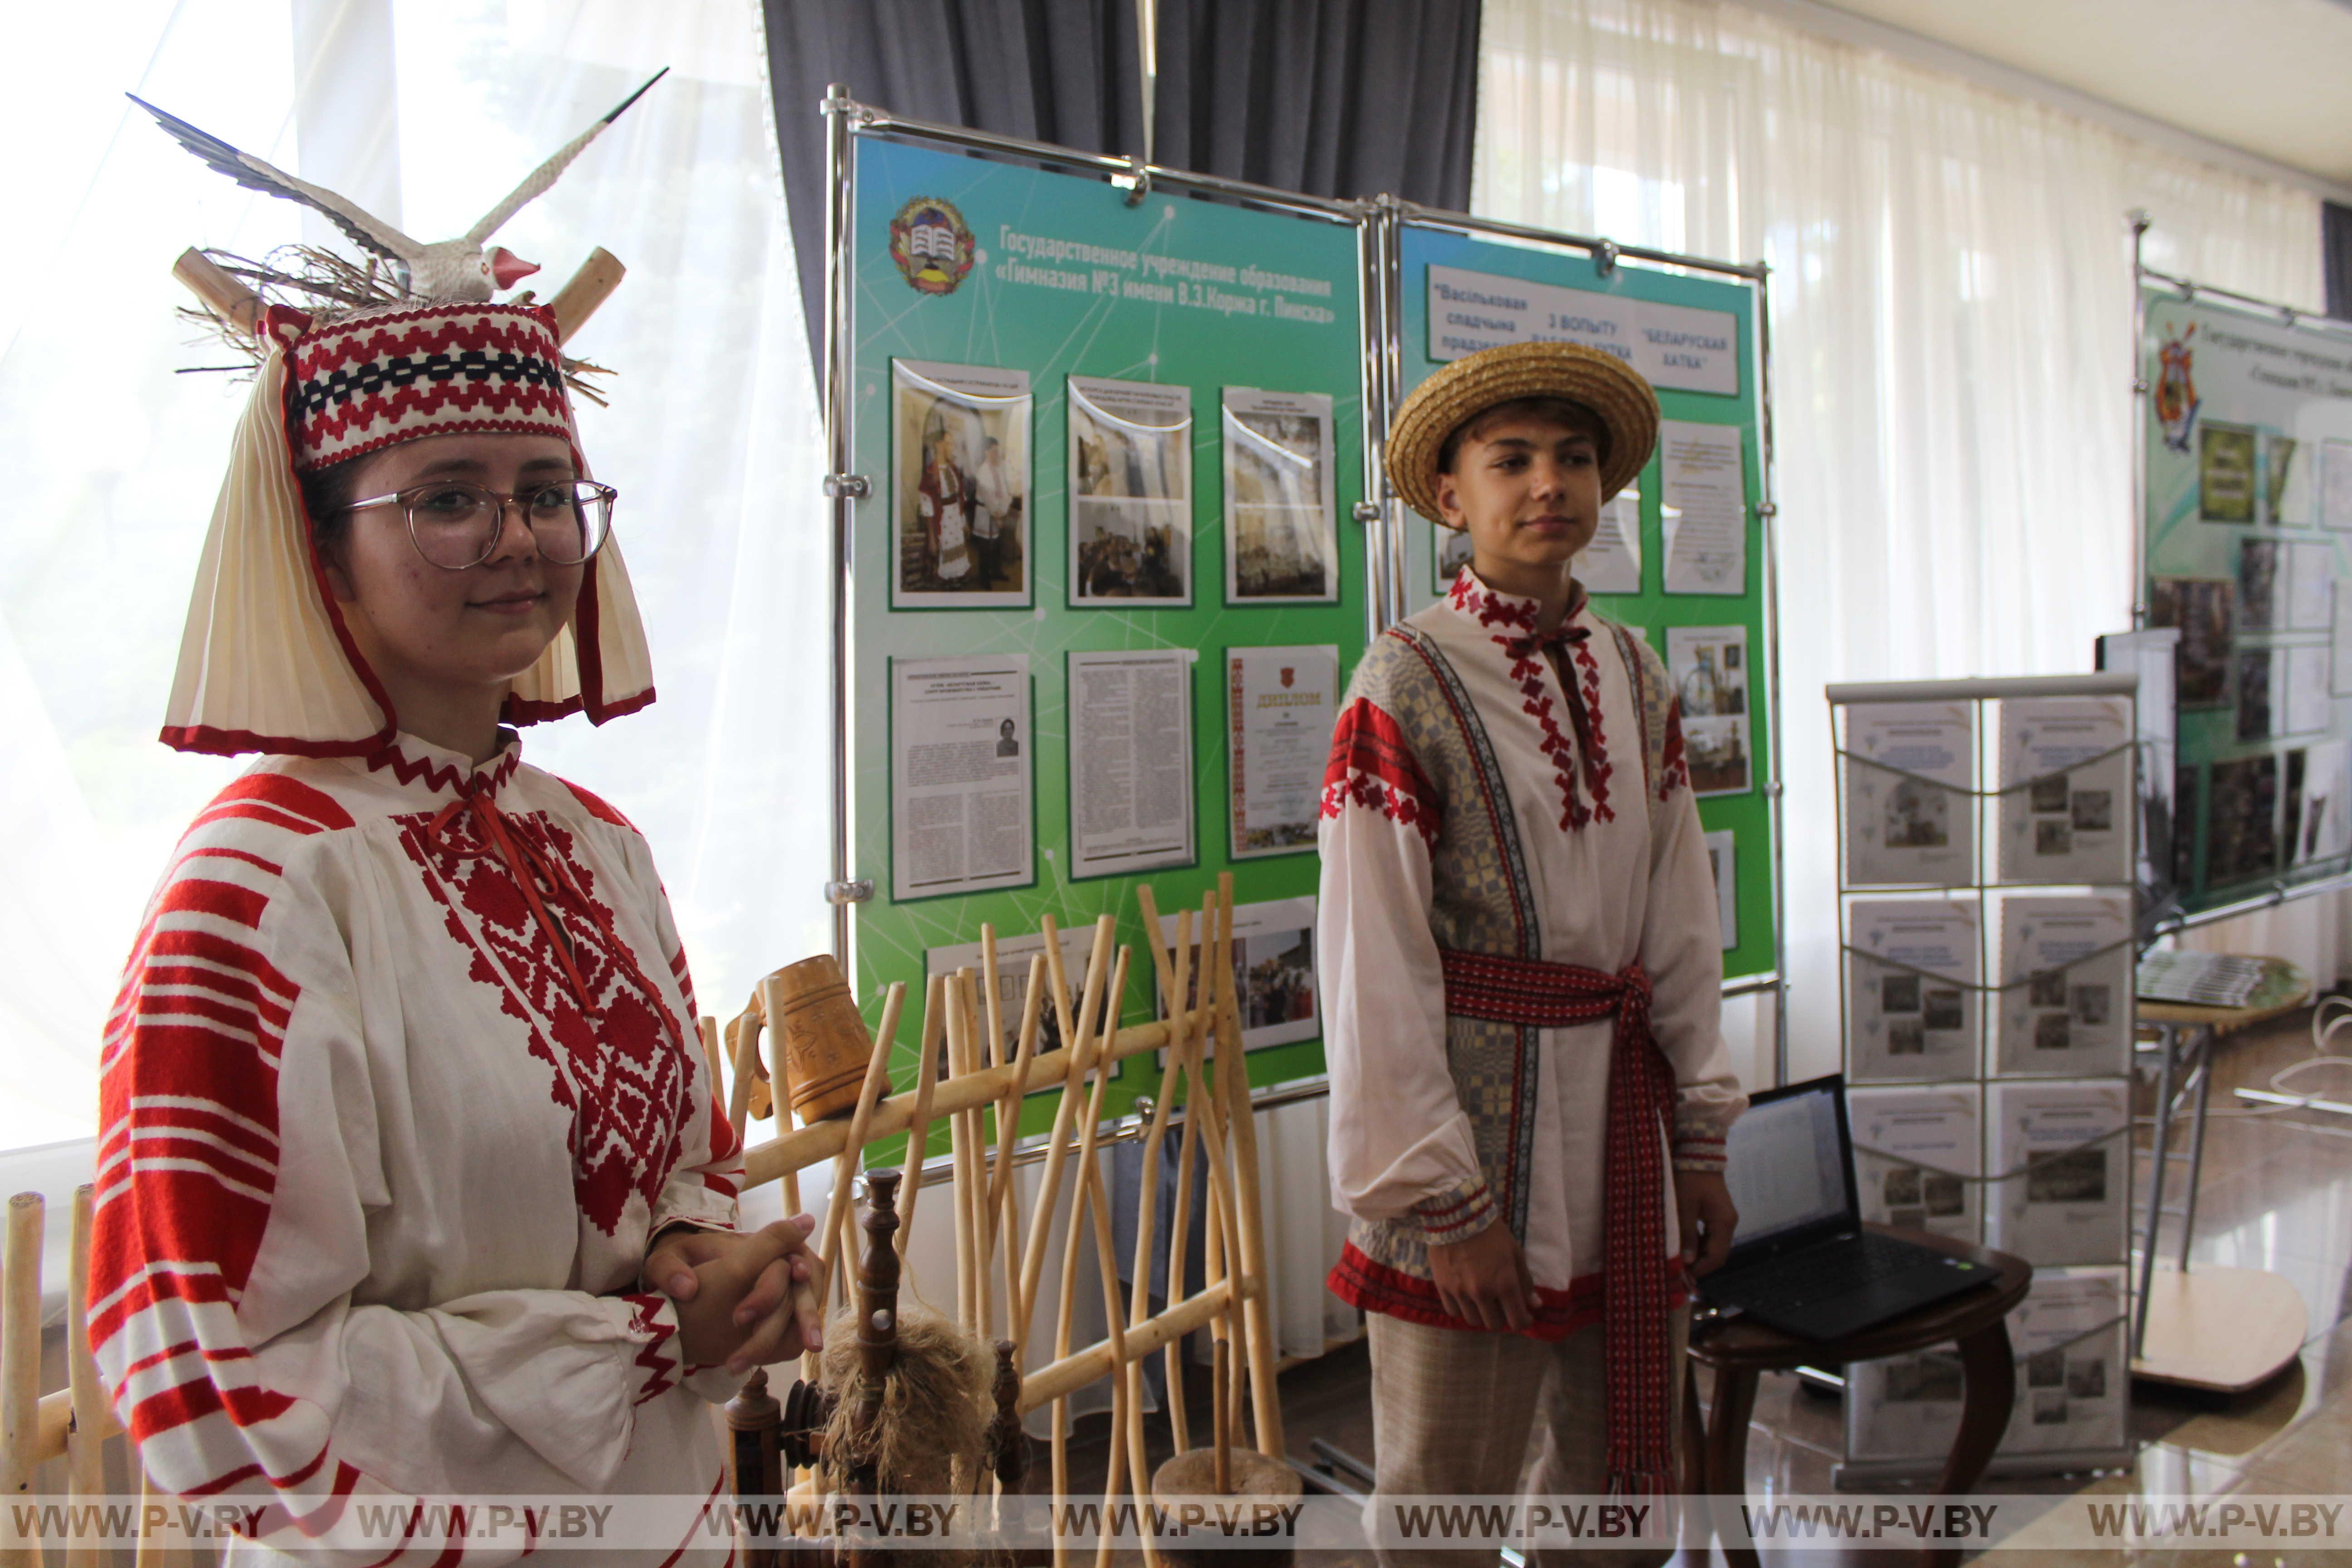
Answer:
[762,0,1148,369]
[1150,0,1481,211]
[2326,201,2352,322]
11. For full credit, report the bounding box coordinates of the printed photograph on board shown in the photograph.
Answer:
[1153,895,1321,1054]
[926,926,1094,1071]
[2206,754,2279,886]
[2266,432,2305,525]
[2146,578,2233,706]
[1432,523,1475,595]
[1223,388,1339,603]
[1068,375,1192,606]
[2326,438,2352,530]
[1666,625,1752,796]
[2238,538,2279,632]
[2235,648,2274,742]
[892,360,1032,608]
[2200,422,2256,523]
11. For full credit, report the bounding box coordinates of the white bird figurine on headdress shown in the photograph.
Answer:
[128,69,666,303]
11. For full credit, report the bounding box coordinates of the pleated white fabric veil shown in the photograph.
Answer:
[161,341,655,758]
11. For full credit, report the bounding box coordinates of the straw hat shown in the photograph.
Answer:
[1386,341,1659,524]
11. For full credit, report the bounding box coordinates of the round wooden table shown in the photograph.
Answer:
[1685,1224,2031,1568]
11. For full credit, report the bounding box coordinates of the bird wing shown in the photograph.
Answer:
[464,67,668,244]
[128,94,422,261]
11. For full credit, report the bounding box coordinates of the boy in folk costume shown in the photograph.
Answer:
[1320,343,1747,1544]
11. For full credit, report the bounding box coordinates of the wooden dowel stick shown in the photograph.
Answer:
[171,247,263,337]
[1014,1278,1234,1412]
[960,975,991,1335]
[136,1466,187,1568]
[739,1004,1201,1188]
[1214,875,1285,1457]
[3,1193,43,1568]
[1133,886,1201,1457]
[894,980,948,1274]
[1123,910,1194,1494]
[65,1186,104,1566]
[697,1017,725,1104]
[815,981,904,1345]
[1056,952,1147,1519]
[1094,1368,1128,1568]
[727,1001,764,1136]
[990,956,1047,1352]
[946,974,978,1331]
[548,246,626,344]
[1047,950,1119,1506]
[978,927,1006,1336]
[1015,916,1115,1342]
[1212,1336,1232,1496]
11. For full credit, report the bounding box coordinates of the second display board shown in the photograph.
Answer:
[1397,223,1778,982]
[850,136,1366,1150]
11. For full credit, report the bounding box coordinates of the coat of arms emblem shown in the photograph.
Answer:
[2155,324,2199,454]
[889,196,976,295]
[1280,667,1295,688]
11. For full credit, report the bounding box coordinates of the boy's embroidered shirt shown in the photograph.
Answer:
[91,733,742,1564]
[1319,566,1746,1336]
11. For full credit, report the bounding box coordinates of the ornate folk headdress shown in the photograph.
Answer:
[142,84,661,757]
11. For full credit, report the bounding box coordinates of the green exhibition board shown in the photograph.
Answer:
[846,136,1367,1158]
[1396,225,1778,981]
[2142,289,2352,911]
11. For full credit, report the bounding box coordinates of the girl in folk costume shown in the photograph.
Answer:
[93,240,822,1565]
[1319,343,1747,1548]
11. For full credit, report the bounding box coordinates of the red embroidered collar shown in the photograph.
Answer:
[1445,567,1613,830]
[359,732,524,801]
[1443,565,1590,640]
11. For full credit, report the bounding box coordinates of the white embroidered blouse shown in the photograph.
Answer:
[1318,569,1747,1331]
[91,733,744,1563]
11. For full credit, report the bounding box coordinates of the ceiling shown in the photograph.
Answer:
[1815,0,2352,186]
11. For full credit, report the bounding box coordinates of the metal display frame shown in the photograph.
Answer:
[1827,672,2139,1484]
[1369,203,1789,1067]
[813,90,1788,1066]
[2130,212,2352,934]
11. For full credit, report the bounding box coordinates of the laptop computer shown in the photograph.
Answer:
[1698,1074,1995,1340]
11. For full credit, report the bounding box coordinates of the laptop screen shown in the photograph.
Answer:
[1721,1077,1854,1250]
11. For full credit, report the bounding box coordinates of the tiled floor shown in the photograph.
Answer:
[1060,1005,2352,1560]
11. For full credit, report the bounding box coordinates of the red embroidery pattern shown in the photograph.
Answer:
[622,1293,681,1405]
[1328,1244,1692,1341]
[366,743,521,799]
[1321,697,1441,848]
[402,803,691,1236]
[1569,637,1615,820]
[1410,1182,1495,1242]
[1448,570,1615,831]
[1658,701,1692,800]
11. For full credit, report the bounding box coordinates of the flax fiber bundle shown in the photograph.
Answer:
[817,1301,994,1495]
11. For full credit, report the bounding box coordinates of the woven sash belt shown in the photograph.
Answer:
[1437,947,1681,1499]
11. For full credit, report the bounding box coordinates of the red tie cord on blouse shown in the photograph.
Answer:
[1505,622,1609,830]
[430,790,604,1015]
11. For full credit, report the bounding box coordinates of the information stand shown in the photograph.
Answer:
[2135,216,2352,925]
[808,100,1792,1163]
[1379,208,1785,1006]
[820,100,1372,1157]
[1828,673,2138,1484]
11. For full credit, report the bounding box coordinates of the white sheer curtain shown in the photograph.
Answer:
[0,0,827,1156]
[1472,0,2326,1079]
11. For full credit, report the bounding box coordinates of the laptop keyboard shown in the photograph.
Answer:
[1723,1232,1935,1315]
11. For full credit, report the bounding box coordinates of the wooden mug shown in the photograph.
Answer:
[768,954,874,1122]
